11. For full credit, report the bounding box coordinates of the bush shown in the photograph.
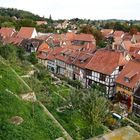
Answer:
[57,75,83,89]
[67,79,83,89]
[28,52,38,64]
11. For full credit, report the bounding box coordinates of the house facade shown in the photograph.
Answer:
[115,60,140,113]
[85,49,126,98]
[46,47,64,73]
[72,52,93,86]
[133,86,140,116]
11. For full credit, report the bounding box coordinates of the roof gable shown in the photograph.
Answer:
[16,27,37,39]
[0,27,15,38]
[116,60,140,89]
[86,49,122,75]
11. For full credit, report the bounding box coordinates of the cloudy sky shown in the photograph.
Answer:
[0,0,140,20]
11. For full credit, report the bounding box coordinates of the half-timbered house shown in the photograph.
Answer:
[116,59,140,113]
[73,52,94,86]
[85,49,126,98]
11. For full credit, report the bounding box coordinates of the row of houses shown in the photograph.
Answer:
[1,27,140,116]
[37,30,140,116]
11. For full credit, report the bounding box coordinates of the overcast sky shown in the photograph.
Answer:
[0,0,140,20]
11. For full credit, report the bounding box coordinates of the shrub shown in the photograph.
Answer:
[28,52,38,64]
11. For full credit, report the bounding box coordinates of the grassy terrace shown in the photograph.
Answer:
[0,59,31,94]
[0,91,64,140]
[0,58,64,140]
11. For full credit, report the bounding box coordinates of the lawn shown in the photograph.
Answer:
[0,90,64,140]
[0,60,31,94]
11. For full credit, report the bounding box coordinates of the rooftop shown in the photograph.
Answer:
[16,27,36,39]
[116,60,140,89]
[86,49,125,75]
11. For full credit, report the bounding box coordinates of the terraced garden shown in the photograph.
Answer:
[0,91,64,140]
[0,58,65,140]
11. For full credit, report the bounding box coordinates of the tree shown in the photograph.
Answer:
[92,29,104,46]
[28,52,38,64]
[67,88,110,137]
[48,14,53,24]
[79,25,94,34]
[16,19,37,30]
[0,44,17,62]
[1,21,15,27]
[130,26,138,35]
[16,47,26,60]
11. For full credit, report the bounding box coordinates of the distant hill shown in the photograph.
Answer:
[0,7,44,21]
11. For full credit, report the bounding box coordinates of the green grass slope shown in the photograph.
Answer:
[0,58,64,140]
[0,91,63,140]
[0,58,31,94]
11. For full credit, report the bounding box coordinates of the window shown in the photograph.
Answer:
[124,77,130,83]
[99,73,106,81]
[119,66,123,71]
[86,70,92,76]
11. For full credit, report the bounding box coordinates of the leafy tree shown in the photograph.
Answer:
[97,40,107,48]
[0,44,17,62]
[16,19,37,30]
[1,21,15,27]
[92,29,104,46]
[28,52,38,64]
[79,25,94,34]
[67,88,110,137]
[130,26,138,35]
[16,47,26,60]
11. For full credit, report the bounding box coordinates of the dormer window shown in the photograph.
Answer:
[80,60,84,63]
[124,77,130,83]
[124,71,138,83]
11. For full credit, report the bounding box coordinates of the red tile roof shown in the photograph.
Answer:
[66,32,75,41]
[55,50,69,62]
[51,34,64,43]
[122,41,133,51]
[113,31,124,38]
[37,53,48,60]
[37,42,50,52]
[2,37,23,45]
[116,60,140,89]
[101,29,113,37]
[62,45,85,52]
[114,37,122,45]
[74,33,95,42]
[16,27,36,39]
[0,27,15,37]
[65,51,80,65]
[46,47,64,61]
[122,33,132,41]
[73,52,93,69]
[85,49,125,75]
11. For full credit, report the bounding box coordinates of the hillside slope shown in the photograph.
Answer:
[0,57,31,94]
[0,7,43,20]
[0,57,64,140]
